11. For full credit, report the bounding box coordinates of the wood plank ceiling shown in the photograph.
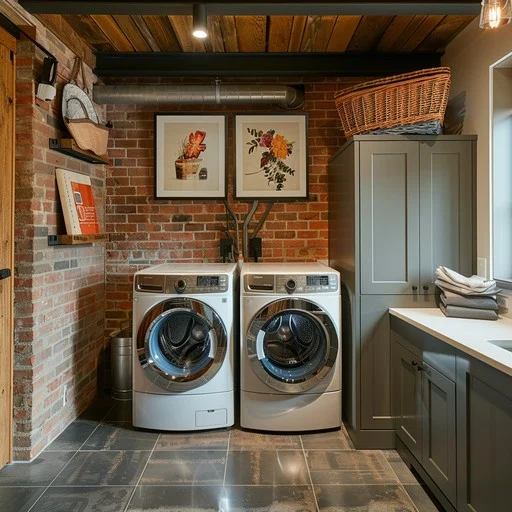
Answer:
[36,14,475,55]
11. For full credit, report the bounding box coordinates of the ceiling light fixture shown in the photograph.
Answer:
[480,0,512,29]
[192,4,208,39]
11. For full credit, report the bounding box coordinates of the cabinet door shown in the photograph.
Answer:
[361,294,435,432]
[392,340,423,461]
[419,141,473,290]
[422,363,457,506]
[360,141,420,294]
[457,355,512,512]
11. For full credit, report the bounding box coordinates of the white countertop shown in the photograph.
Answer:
[389,308,512,377]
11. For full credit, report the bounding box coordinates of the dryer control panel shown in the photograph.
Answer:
[245,273,338,294]
[135,274,228,294]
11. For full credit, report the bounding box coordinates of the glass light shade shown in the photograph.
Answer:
[480,0,512,29]
[192,28,207,39]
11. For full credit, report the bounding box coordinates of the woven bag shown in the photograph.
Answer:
[62,58,109,156]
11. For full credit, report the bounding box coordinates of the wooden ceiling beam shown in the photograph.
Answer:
[94,51,442,78]
[19,1,481,16]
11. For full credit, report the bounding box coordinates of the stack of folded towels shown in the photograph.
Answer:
[435,266,499,321]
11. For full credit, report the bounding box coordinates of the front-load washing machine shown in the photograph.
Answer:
[132,263,237,430]
[240,262,341,431]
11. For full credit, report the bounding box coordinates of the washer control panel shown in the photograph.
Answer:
[246,273,338,294]
[135,274,228,293]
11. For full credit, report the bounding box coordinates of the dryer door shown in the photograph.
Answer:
[136,298,227,391]
[246,298,338,392]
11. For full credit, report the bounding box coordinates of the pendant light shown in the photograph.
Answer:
[480,0,512,29]
[192,4,208,39]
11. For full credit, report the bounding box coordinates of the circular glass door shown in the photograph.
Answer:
[246,298,338,392]
[136,298,227,391]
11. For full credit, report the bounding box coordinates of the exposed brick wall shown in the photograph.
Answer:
[13,27,106,459]
[105,77,363,333]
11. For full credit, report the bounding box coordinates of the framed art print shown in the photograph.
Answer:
[235,113,308,200]
[155,114,227,199]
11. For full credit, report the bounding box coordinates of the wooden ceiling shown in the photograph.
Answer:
[36,13,474,55]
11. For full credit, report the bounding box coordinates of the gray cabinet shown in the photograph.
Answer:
[456,354,512,512]
[360,142,420,295]
[391,317,457,507]
[419,141,474,289]
[329,135,476,449]
[392,341,422,460]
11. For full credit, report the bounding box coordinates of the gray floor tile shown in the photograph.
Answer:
[127,485,223,511]
[140,451,226,485]
[382,450,420,485]
[155,430,229,451]
[0,487,45,511]
[306,450,399,485]
[225,451,309,486]
[46,420,98,451]
[315,484,417,511]
[223,485,317,512]
[404,484,444,512]
[102,401,133,423]
[79,395,117,422]
[229,428,302,451]
[81,423,159,451]
[52,451,150,486]
[31,486,134,512]
[301,428,354,450]
[0,452,74,486]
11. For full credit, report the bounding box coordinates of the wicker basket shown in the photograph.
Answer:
[175,159,202,180]
[334,67,451,138]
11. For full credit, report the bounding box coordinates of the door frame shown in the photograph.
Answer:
[0,25,15,467]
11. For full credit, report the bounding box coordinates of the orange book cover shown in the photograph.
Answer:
[56,168,100,235]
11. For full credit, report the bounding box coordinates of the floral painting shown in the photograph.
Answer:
[155,114,227,199]
[235,114,308,200]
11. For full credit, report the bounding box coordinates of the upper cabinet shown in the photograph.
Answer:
[360,137,475,295]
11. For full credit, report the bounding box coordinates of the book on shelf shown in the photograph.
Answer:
[56,168,100,235]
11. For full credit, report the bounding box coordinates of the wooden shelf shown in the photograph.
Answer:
[49,138,109,165]
[48,234,109,246]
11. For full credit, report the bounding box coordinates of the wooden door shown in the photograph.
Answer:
[0,27,15,468]
[422,362,457,506]
[419,140,474,291]
[391,339,423,461]
[359,141,420,294]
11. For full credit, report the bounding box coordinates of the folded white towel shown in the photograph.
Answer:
[435,266,496,291]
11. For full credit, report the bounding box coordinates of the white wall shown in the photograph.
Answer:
[442,19,512,278]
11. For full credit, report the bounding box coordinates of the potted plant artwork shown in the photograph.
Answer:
[175,130,207,180]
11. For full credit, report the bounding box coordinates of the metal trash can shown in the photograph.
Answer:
[110,328,132,400]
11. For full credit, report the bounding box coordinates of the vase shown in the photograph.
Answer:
[175,158,202,180]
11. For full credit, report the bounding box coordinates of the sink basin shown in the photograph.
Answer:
[487,339,512,352]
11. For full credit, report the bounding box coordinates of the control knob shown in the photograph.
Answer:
[174,279,187,293]
[285,278,297,294]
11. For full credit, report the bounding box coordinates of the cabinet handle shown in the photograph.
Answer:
[411,361,425,371]
[423,285,429,291]
[412,286,418,291]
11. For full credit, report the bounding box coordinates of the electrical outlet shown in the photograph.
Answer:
[477,258,487,278]
[63,384,68,405]
[497,294,510,311]
[220,238,233,258]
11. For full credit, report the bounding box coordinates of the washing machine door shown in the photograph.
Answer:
[246,298,338,392]
[136,298,227,391]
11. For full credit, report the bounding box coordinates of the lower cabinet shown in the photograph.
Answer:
[456,354,512,512]
[392,332,457,506]
[391,316,512,512]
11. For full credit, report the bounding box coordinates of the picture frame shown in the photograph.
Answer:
[234,113,308,200]
[155,113,227,199]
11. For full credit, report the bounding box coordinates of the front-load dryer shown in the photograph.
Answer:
[241,262,341,432]
[133,263,237,430]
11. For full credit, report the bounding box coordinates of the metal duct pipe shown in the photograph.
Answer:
[93,84,304,109]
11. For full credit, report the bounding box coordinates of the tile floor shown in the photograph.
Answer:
[0,395,443,512]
